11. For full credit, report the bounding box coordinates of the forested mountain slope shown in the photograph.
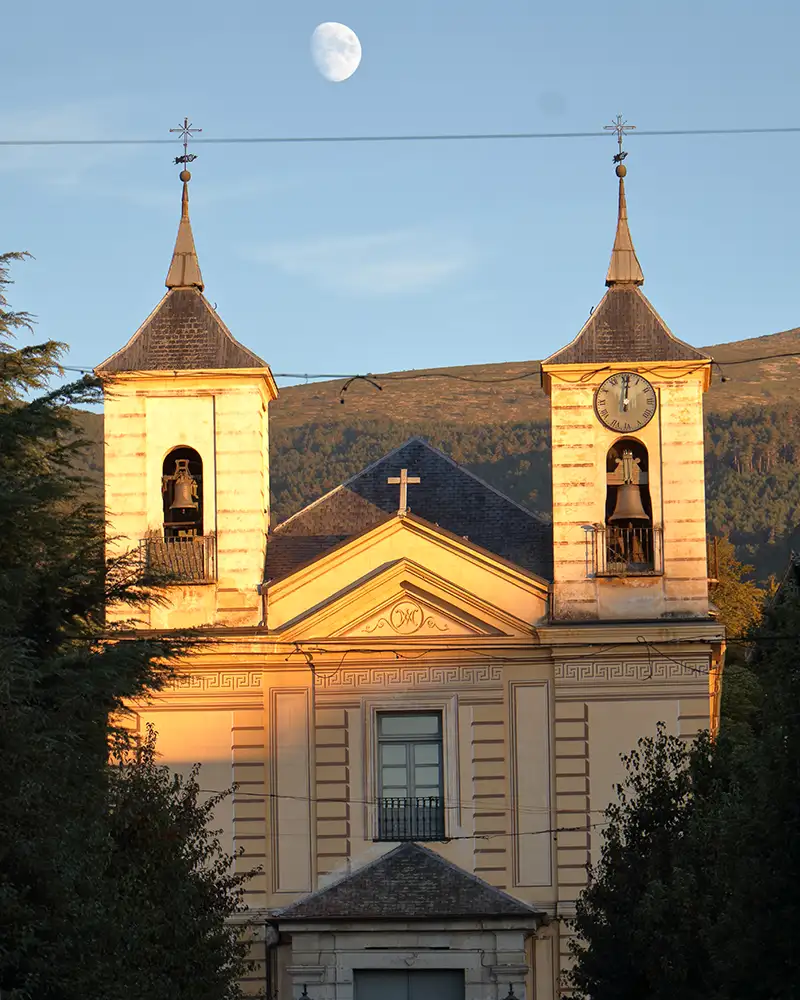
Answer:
[76,325,800,584]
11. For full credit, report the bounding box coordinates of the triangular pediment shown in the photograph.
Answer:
[336,580,504,638]
[274,557,538,641]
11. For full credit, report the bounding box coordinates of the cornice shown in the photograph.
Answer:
[539,619,724,649]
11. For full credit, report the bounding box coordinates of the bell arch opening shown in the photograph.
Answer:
[605,437,651,525]
[596,438,660,575]
[162,446,203,539]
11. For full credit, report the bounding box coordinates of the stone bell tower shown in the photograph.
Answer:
[541,156,712,621]
[96,166,277,628]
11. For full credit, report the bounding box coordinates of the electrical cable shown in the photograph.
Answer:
[61,349,800,385]
[201,784,608,817]
[6,125,800,147]
[196,786,609,842]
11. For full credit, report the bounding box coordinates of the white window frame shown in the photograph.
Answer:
[362,694,462,841]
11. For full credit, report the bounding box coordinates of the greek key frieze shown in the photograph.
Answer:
[555,660,707,683]
[314,663,503,689]
[171,670,263,692]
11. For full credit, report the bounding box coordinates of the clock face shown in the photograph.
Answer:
[594,372,656,432]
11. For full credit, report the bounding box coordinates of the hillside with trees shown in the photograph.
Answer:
[75,325,800,585]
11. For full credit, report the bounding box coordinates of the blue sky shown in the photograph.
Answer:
[3,0,800,386]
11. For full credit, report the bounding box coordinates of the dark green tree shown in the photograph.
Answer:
[0,251,256,1000]
[703,585,800,1000]
[569,576,800,1000]
[101,724,255,1000]
[568,726,717,1000]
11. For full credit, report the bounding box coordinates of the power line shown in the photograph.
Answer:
[61,349,800,384]
[5,125,800,148]
[202,784,609,818]
[197,787,609,841]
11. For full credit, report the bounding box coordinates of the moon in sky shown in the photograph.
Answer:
[311,22,362,82]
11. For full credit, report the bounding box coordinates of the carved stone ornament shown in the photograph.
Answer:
[362,598,449,636]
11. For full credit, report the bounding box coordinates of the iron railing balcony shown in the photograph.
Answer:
[139,534,216,584]
[376,796,445,842]
[591,525,664,577]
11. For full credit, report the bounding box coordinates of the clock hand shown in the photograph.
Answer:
[621,375,630,412]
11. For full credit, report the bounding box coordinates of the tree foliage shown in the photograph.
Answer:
[569,580,800,999]
[103,725,254,1000]
[0,252,256,1000]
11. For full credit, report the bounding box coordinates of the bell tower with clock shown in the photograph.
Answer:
[541,157,712,621]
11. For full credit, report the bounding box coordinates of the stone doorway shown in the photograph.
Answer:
[354,970,465,1000]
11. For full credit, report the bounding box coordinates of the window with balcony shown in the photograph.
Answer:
[376,712,445,841]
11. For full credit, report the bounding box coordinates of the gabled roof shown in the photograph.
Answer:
[275,842,545,922]
[267,437,553,583]
[544,164,708,368]
[96,173,269,374]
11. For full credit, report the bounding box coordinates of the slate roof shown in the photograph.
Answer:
[96,288,267,373]
[543,284,709,366]
[96,176,268,374]
[275,842,545,922]
[544,169,708,368]
[266,438,553,583]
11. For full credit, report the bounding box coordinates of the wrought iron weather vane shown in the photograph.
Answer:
[604,113,636,163]
[170,116,202,166]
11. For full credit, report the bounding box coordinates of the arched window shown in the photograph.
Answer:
[162,447,203,539]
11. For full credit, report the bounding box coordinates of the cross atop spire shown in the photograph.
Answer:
[603,114,636,164]
[604,115,644,287]
[166,117,204,291]
[170,117,202,167]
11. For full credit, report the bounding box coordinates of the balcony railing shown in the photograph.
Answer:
[376,796,445,842]
[591,525,664,577]
[139,535,216,584]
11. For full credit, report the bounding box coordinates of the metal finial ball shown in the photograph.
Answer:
[180,169,192,182]
[615,163,627,178]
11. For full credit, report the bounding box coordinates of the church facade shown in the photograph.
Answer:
[96,160,725,999]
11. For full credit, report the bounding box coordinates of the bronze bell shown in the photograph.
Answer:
[169,459,198,510]
[609,483,649,523]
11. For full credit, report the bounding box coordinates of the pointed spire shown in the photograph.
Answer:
[166,169,204,291]
[606,163,644,287]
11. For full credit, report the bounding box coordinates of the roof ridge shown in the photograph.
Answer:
[631,285,711,360]
[95,291,171,373]
[404,843,543,911]
[274,436,549,532]
[273,437,423,533]
[274,844,407,913]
